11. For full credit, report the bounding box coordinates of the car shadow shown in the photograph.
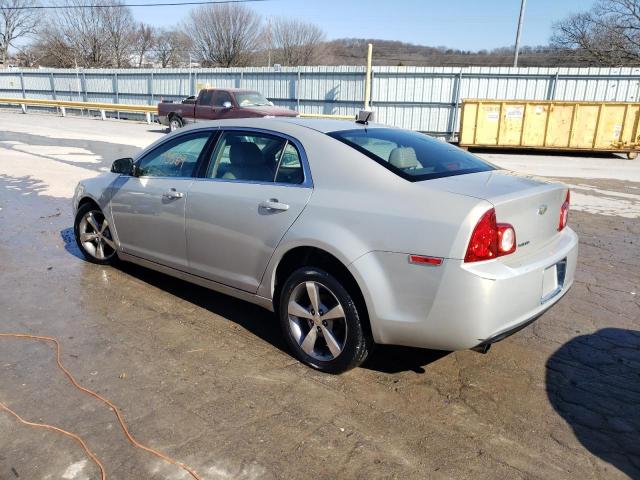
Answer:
[114,261,288,354]
[60,227,85,260]
[362,345,449,374]
[546,328,640,478]
[59,231,453,374]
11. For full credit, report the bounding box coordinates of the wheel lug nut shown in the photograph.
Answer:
[322,320,328,326]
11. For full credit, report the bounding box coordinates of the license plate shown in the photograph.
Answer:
[542,264,559,302]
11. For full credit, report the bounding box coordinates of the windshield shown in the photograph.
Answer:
[327,128,495,181]
[235,91,270,107]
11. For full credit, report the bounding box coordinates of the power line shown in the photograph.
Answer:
[1,0,266,10]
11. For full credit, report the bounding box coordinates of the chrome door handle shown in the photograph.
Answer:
[162,189,184,199]
[259,199,290,211]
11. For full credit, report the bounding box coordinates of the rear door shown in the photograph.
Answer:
[185,129,313,293]
[110,130,214,270]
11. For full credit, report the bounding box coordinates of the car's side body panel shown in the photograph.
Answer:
[110,176,193,270]
[186,180,312,293]
[348,227,578,349]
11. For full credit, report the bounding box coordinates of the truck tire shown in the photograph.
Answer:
[169,115,183,132]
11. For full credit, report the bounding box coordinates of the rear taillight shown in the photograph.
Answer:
[558,189,570,231]
[464,208,516,262]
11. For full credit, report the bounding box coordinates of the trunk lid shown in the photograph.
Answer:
[423,170,567,257]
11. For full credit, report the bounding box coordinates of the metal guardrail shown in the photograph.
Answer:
[0,96,353,123]
[0,96,156,122]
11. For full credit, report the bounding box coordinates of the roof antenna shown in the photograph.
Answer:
[356,109,374,125]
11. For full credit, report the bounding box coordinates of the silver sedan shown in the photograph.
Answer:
[72,118,578,373]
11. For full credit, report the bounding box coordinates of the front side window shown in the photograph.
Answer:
[328,128,495,181]
[206,131,304,184]
[137,132,210,178]
[214,91,233,107]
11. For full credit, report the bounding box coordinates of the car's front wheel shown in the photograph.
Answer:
[74,203,117,265]
[279,267,371,373]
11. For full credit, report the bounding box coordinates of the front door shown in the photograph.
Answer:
[211,91,236,119]
[110,131,212,270]
[186,130,312,293]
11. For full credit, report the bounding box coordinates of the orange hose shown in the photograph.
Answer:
[0,400,107,480]
[0,333,202,480]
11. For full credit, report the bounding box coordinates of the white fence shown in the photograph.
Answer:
[2,66,640,139]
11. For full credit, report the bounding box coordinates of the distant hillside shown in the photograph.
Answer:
[322,38,583,67]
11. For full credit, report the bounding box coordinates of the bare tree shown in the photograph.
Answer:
[552,0,640,65]
[186,3,262,67]
[154,28,191,67]
[132,22,155,67]
[271,17,325,66]
[102,1,135,67]
[0,0,38,65]
[36,0,135,67]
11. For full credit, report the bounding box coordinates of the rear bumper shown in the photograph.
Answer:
[349,227,578,351]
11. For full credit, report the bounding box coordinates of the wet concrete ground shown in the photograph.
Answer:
[0,112,639,479]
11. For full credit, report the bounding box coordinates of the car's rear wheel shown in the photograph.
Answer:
[169,116,183,132]
[74,203,117,265]
[279,267,371,373]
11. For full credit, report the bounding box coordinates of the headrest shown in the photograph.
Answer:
[389,147,420,169]
[229,143,264,166]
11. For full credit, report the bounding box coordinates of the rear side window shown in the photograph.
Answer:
[206,131,304,184]
[327,128,494,181]
[199,90,214,106]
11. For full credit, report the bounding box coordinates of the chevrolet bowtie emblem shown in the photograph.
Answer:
[538,204,548,215]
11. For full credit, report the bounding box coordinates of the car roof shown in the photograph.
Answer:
[275,117,388,133]
[202,88,259,93]
[173,117,390,136]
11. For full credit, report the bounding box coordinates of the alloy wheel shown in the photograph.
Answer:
[78,210,116,261]
[287,281,348,361]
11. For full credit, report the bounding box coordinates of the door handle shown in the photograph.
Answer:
[259,199,290,211]
[162,188,184,199]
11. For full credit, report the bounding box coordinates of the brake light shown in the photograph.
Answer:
[558,189,570,231]
[464,208,516,262]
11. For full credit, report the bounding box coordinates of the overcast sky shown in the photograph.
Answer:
[130,0,594,50]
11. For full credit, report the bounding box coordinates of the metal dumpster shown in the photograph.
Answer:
[459,100,640,159]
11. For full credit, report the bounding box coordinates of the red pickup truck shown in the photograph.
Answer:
[158,88,298,131]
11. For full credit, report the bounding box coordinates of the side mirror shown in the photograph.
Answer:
[111,157,135,175]
[222,101,232,109]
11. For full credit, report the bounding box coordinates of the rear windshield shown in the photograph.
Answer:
[328,128,495,181]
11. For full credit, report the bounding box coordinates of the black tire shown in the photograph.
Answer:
[279,267,372,374]
[74,203,118,265]
[168,115,183,132]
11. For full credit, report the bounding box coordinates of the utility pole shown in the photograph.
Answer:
[513,0,527,67]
